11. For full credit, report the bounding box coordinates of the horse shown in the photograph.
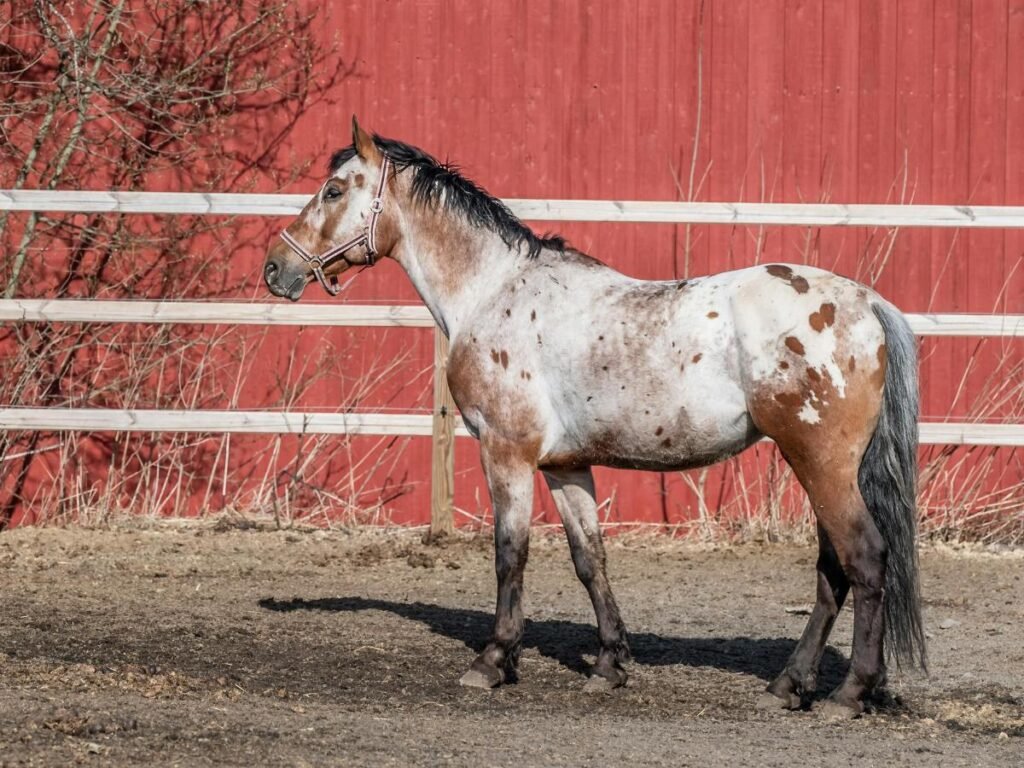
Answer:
[263,118,926,717]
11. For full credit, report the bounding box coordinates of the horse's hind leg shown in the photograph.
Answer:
[460,439,535,689]
[762,524,849,709]
[780,460,888,716]
[544,467,630,690]
[820,503,888,715]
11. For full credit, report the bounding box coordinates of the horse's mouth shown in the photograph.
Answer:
[284,275,306,302]
[265,272,306,302]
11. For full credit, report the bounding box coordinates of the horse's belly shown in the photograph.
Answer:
[540,380,758,472]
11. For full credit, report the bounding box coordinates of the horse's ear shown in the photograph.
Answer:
[351,116,380,162]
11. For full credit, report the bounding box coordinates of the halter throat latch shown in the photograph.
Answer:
[278,154,391,296]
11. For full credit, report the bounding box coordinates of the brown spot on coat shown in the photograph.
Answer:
[774,392,804,409]
[692,353,703,363]
[785,336,805,355]
[873,344,887,388]
[505,308,511,317]
[766,264,810,293]
[655,426,664,436]
[707,311,719,319]
[499,350,509,370]
[809,302,837,332]
[530,309,536,321]
[848,355,856,372]
[660,438,672,448]
[490,349,500,364]
[779,361,789,370]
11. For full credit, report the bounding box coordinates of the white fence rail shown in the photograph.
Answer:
[0,299,436,328]
[4,189,1024,227]
[0,408,1018,446]
[0,408,471,438]
[0,299,1021,337]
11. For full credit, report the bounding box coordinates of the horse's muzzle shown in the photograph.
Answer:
[263,252,306,302]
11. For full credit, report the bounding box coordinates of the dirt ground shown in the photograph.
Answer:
[0,525,1021,767]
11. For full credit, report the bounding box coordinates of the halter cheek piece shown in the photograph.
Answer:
[278,154,391,296]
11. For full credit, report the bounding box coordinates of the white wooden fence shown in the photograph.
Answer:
[4,190,1024,228]
[3,192,1023,529]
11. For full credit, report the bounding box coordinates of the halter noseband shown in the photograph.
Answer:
[278,154,391,296]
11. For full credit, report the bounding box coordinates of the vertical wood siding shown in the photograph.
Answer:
[237,0,1022,526]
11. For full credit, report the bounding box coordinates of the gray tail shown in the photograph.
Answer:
[858,302,927,671]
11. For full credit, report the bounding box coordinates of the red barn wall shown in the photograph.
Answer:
[202,1,1021,527]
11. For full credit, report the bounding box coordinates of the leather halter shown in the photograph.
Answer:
[278,154,391,296]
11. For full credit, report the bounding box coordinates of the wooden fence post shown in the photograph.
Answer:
[430,324,455,539]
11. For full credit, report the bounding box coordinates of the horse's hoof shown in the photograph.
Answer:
[815,697,863,720]
[588,652,628,691]
[756,691,801,711]
[459,665,502,690]
[583,675,617,694]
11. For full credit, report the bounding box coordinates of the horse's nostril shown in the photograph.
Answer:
[264,261,279,280]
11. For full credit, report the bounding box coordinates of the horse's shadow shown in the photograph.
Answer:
[258,596,847,690]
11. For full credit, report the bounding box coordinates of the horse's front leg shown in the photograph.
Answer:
[460,439,535,689]
[544,467,630,691]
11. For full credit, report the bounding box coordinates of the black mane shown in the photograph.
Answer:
[329,136,566,259]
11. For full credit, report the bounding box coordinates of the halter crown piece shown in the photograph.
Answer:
[279,154,392,296]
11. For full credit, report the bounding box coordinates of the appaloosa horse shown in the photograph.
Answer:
[264,119,926,716]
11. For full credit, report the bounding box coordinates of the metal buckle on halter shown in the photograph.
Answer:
[369,197,384,214]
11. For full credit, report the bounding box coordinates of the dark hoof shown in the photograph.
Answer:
[583,675,617,694]
[459,659,504,690]
[756,690,802,711]
[764,673,808,710]
[587,652,628,691]
[815,697,863,720]
[584,667,627,692]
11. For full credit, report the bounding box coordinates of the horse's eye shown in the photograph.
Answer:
[324,187,342,201]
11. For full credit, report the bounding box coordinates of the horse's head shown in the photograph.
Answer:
[264,117,391,301]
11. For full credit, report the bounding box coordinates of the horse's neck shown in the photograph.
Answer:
[388,209,518,339]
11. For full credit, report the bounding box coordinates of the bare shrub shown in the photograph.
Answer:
[0,1,417,527]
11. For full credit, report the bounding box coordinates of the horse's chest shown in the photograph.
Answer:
[445,333,546,440]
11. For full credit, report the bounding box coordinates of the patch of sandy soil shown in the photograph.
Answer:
[0,526,1021,767]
